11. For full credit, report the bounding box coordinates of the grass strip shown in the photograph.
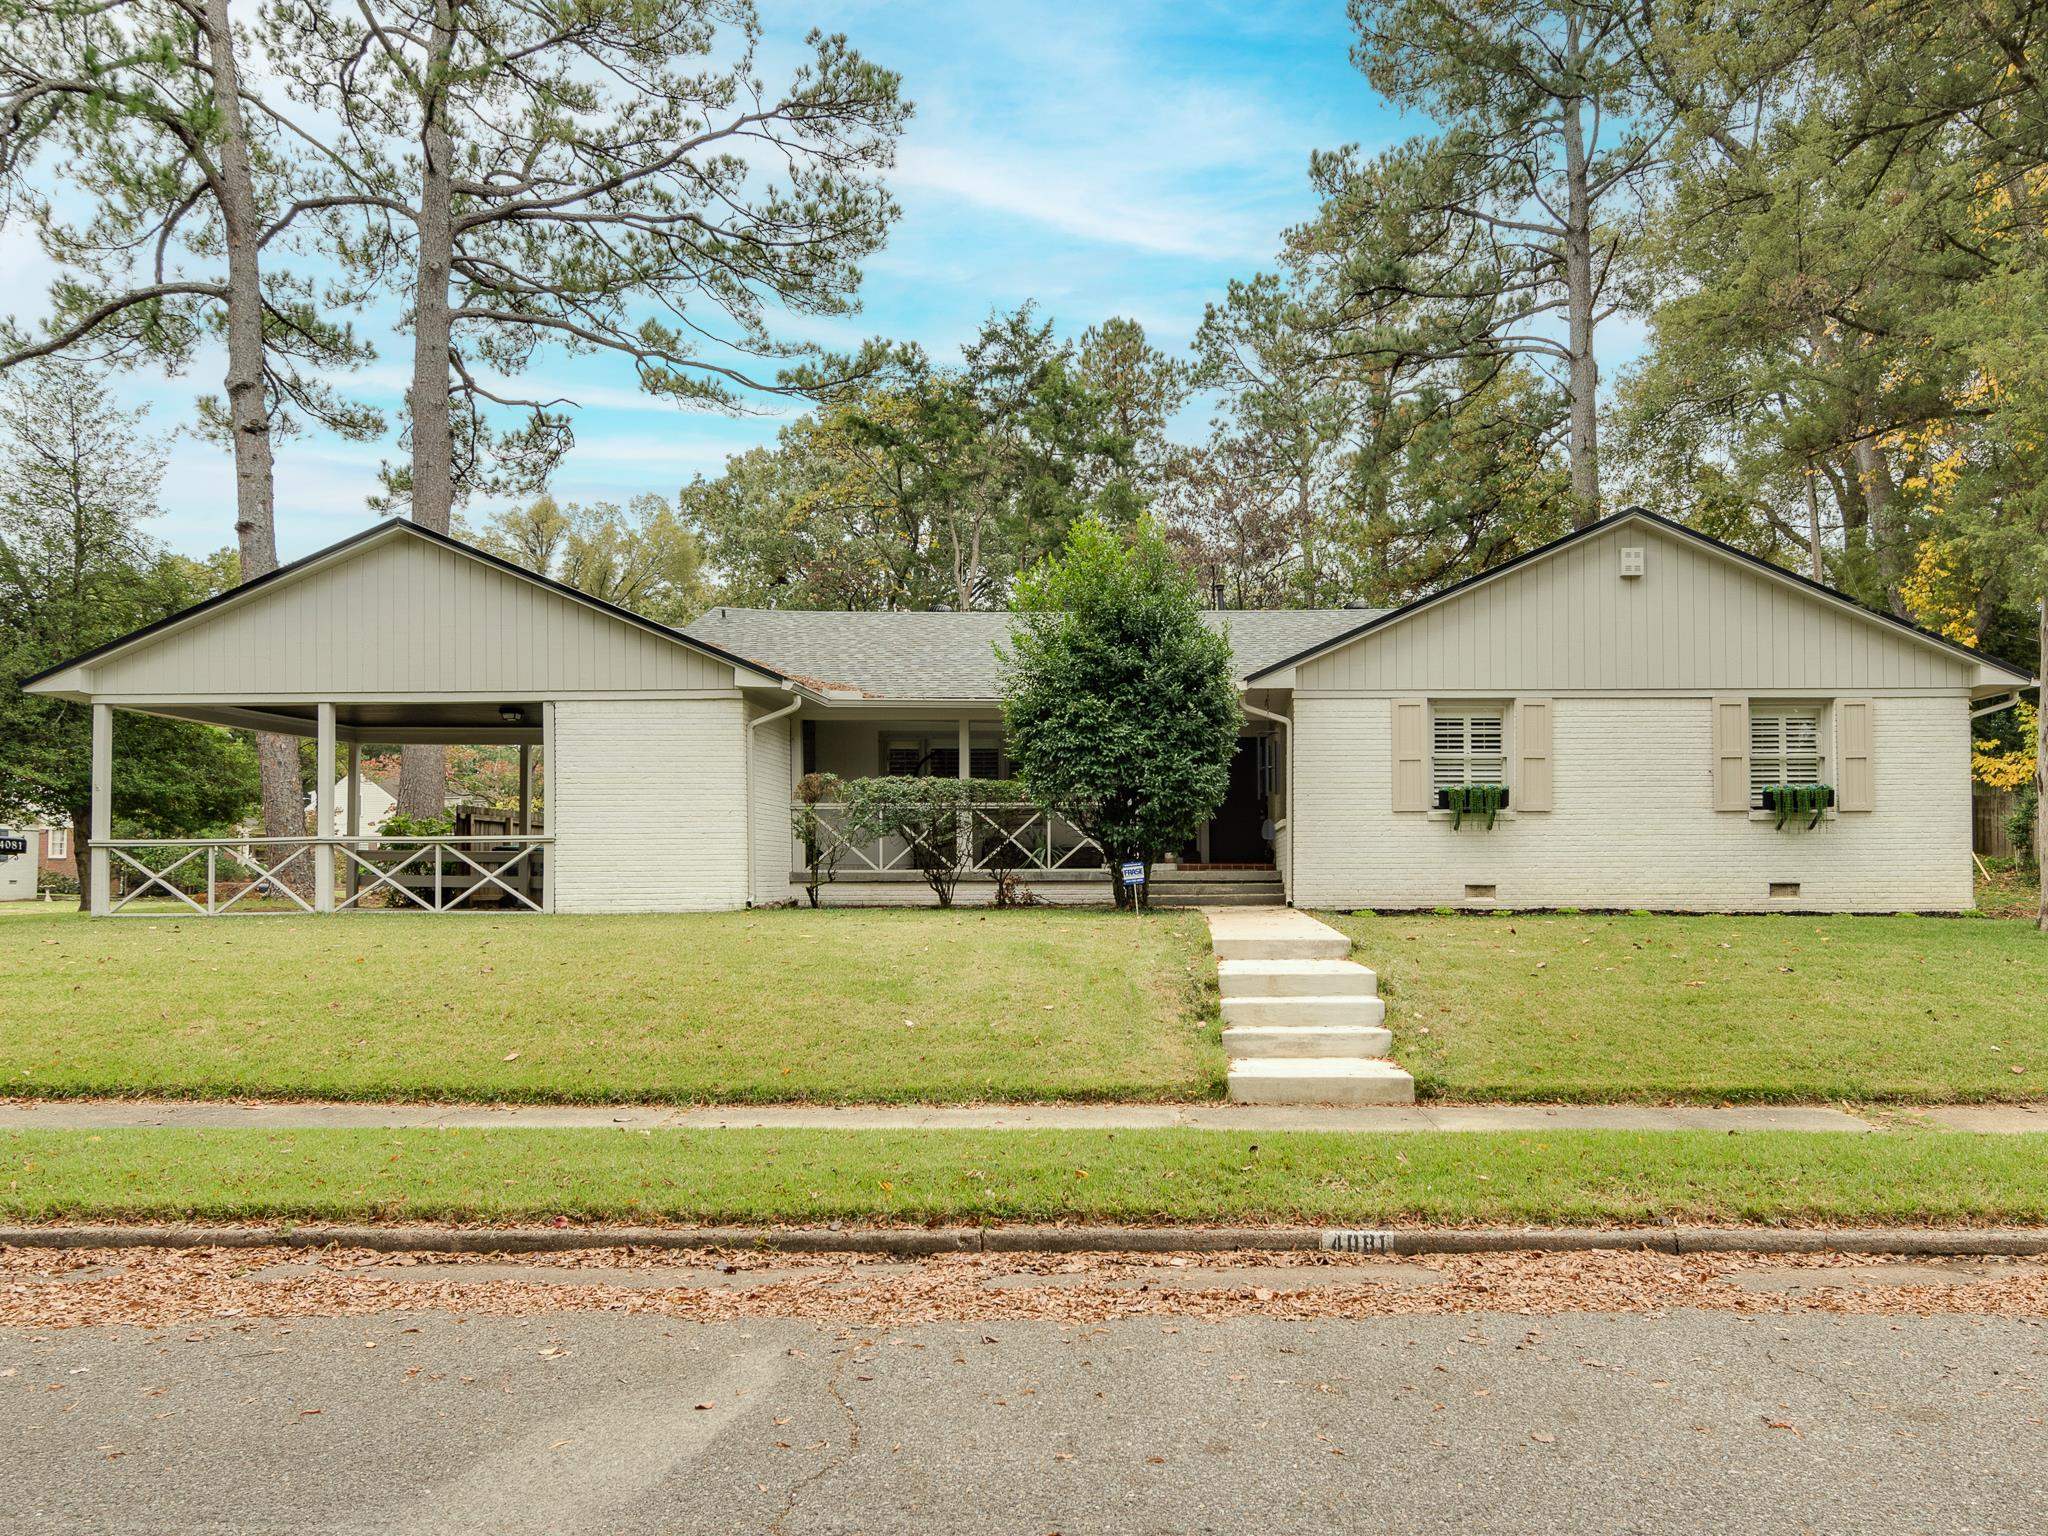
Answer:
[1327,910,2048,1104]
[6,1127,2047,1228]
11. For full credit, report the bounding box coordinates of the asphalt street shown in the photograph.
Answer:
[4,1305,2044,1534]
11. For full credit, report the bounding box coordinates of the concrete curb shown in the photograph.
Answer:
[6,1224,2048,1258]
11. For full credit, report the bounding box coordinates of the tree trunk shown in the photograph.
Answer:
[2038,596,2046,934]
[396,0,460,820]
[1560,89,1600,525]
[198,0,305,851]
[1803,464,1825,582]
[70,810,90,913]
[1850,437,1908,617]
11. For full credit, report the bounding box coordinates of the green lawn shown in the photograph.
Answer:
[4,1126,2045,1226]
[0,908,1219,1104]
[1327,910,2048,1105]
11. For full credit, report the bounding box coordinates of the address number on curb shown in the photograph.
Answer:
[1320,1229,1391,1254]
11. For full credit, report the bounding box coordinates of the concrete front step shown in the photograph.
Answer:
[1154,866,1281,884]
[1218,958,1377,999]
[1226,1057,1416,1106]
[1221,1022,1394,1059]
[1205,909,1353,961]
[1220,994,1386,1029]
[1153,890,1284,908]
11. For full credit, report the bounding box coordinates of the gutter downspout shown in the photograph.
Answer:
[1971,692,2024,720]
[1239,693,1293,907]
[745,686,803,908]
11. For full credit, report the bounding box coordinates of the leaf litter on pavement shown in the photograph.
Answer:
[3,1244,2048,1331]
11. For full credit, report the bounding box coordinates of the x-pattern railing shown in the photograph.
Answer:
[338,838,543,913]
[801,803,1100,874]
[95,836,549,915]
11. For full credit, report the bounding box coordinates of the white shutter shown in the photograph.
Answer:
[1430,708,1506,794]
[1712,697,1750,812]
[1432,713,1467,794]
[1391,700,1428,812]
[1516,699,1554,812]
[1749,706,1823,808]
[1836,699,1874,811]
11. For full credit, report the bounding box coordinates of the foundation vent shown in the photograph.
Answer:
[1768,881,1800,900]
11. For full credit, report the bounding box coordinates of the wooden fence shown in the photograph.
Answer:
[1974,789,2020,857]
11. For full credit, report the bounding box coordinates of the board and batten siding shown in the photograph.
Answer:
[1292,694,1972,911]
[551,698,749,912]
[1296,522,1973,695]
[80,534,738,698]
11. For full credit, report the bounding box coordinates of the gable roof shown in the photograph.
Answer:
[679,606,1380,700]
[22,519,784,696]
[1244,507,2037,689]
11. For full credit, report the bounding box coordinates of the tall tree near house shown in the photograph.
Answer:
[1189,274,1358,603]
[1324,0,1672,521]
[1000,516,1241,911]
[0,363,256,906]
[0,0,377,850]
[478,492,710,626]
[267,0,907,815]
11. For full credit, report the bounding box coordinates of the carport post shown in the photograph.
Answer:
[344,741,361,900]
[89,702,111,916]
[541,701,557,913]
[314,703,336,912]
[518,744,533,834]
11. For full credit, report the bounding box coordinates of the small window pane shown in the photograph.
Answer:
[1431,708,1506,791]
[1749,706,1825,808]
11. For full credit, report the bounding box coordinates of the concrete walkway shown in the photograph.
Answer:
[0,1097,1926,1133]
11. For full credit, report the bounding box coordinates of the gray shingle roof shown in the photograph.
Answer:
[678,607,1381,699]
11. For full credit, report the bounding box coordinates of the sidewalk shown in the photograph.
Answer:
[0,1097,1921,1133]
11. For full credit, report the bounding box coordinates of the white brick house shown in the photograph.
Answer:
[22,508,2033,916]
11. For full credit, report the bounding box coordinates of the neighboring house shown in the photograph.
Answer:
[20,508,2035,916]
[38,824,76,882]
[0,824,76,901]
[312,772,398,836]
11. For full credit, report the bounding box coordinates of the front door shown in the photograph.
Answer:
[1206,738,1270,863]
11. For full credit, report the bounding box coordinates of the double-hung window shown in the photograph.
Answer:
[1748,706,1824,810]
[45,827,69,861]
[1432,708,1507,798]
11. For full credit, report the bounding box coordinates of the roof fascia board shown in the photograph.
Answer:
[1245,508,2036,686]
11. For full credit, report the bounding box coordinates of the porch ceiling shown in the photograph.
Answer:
[121,699,545,744]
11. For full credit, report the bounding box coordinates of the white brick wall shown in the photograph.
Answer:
[551,698,748,912]
[1293,694,1974,912]
[750,709,795,906]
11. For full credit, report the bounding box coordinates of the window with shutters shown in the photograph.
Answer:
[1748,706,1825,809]
[1431,708,1507,793]
[880,735,1003,779]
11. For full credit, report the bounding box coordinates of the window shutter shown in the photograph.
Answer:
[1516,698,1554,811]
[1837,699,1875,811]
[1391,699,1428,811]
[1712,696,1749,812]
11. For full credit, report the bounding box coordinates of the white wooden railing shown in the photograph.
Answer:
[98,836,552,916]
[795,802,1102,875]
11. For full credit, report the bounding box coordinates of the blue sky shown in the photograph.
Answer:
[0,0,1639,563]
